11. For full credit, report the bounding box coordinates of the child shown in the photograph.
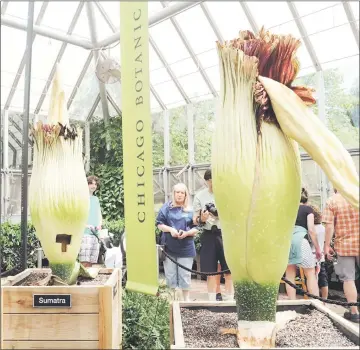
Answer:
[310,204,328,300]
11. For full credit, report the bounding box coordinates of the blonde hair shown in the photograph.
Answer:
[171,183,191,211]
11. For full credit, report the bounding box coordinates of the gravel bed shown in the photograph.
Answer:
[181,308,356,348]
[77,273,111,285]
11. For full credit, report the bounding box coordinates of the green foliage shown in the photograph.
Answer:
[94,165,124,221]
[169,106,188,166]
[0,222,40,273]
[152,112,165,167]
[103,218,125,246]
[89,115,124,220]
[122,290,170,350]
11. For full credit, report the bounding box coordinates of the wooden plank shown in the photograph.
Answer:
[3,341,99,349]
[110,269,121,348]
[99,268,115,274]
[172,302,185,348]
[3,314,98,341]
[98,285,113,349]
[6,269,32,285]
[105,268,119,287]
[3,286,99,313]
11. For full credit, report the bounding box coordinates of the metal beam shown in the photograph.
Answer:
[343,1,359,49]
[2,110,10,216]
[86,2,110,124]
[1,1,9,15]
[161,1,218,98]
[200,3,224,43]
[9,116,33,146]
[21,1,35,271]
[96,1,204,48]
[1,14,93,49]
[288,2,322,71]
[107,93,122,117]
[8,130,22,148]
[95,3,166,111]
[86,94,101,122]
[67,52,94,110]
[239,2,259,34]
[4,2,48,111]
[34,2,84,115]
[149,36,190,103]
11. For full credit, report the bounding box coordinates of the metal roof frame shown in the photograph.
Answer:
[1,1,359,149]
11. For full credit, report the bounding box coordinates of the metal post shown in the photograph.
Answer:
[20,2,35,271]
[163,110,170,201]
[2,110,10,218]
[187,104,195,197]
[316,70,328,210]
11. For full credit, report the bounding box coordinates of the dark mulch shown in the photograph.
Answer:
[77,273,111,285]
[181,308,357,348]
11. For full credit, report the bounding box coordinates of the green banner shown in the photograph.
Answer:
[120,2,158,296]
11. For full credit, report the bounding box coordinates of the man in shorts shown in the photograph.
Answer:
[323,189,359,323]
[193,169,233,301]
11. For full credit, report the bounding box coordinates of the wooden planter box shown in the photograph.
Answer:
[1,268,122,349]
[171,300,360,349]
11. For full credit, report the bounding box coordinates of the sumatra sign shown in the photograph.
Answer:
[120,2,158,295]
[33,294,71,308]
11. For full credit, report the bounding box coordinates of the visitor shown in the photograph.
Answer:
[310,204,328,300]
[323,189,359,324]
[79,175,103,268]
[156,183,198,301]
[193,169,233,302]
[286,187,321,299]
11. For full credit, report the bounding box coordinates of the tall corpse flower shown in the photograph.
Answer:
[29,65,89,284]
[212,28,359,348]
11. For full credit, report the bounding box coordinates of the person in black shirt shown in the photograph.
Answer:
[285,188,321,299]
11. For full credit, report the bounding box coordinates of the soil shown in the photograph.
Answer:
[181,308,357,348]
[14,272,111,286]
[15,273,50,286]
[77,273,111,285]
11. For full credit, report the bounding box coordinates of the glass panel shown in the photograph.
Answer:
[150,46,164,71]
[322,56,359,149]
[247,2,294,29]
[206,2,251,40]
[178,72,211,100]
[106,82,121,110]
[148,2,163,17]
[100,1,121,31]
[152,111,164,167]
[5,1,43,21]
[72,5,91,40]
[150,91,162,113]
[68,61,99,121]
[11,36,62,113]
[350,1,359,20]
[301,3,348,36]
[194,99,216,163]
[41,1,79,34]
[295,1,340,17]
[204,65,220,93]
[197,49,218,70]
[60,44,91,89]
[169,106,188,166]
[149,19,190,64]
[297,66,317,78]
[152,80,185,107]
[169,58,198,78]
[309,24,358,63]
[1,27,27,77]
[151,67,172,85]
[1,87,11,109]
[174,4,218,55]
[191,93,214,104]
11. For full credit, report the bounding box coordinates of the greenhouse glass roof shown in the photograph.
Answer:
[1,1,359,141]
